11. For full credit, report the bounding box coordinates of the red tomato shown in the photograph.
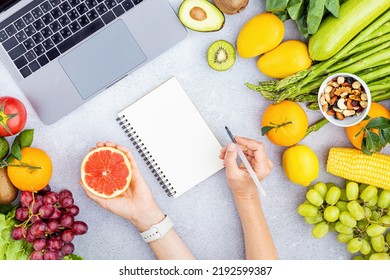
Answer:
[0,96,27,137]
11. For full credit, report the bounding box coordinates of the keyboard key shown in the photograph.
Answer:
[58,15,70,26]
[86,9,99,21]
[46,47,60,60]
[51,7,63,19]
[122,0,134,11]
[49,21,62,33]
[32,33,44,44]
[5,24,17,36]
[22,13,35,25]
[23,38,35,50]
[0,30,8,43]
[132,0,143,4]
[33,19,45,31]
[69,21,81,33]
[42,38,54,50]
[20,66,32,78]
[37,54,49,66]
[77,15,90,27]
[2,36,18,51]
[58,18,104,53]
[42,13,54,25]
[9,44,26,60]
[24,25,36,36]
[67,9,79,21]
[60,27,72,39]
[51,32,63,44]
[59,2,72,13]
[104,1,117,8]
[102,11,115,24]
[14,19,26,31]
[113,5,125,17]
[41,27,53,38]
[15,30,28,43]
[34,44,45,56]
[31,7,43,19]
[25,50,37,62]
[96,3,108,15]
[76,3,88,15]
[49,0,61,6]
[14,56,28,69]
[69,0,81,7]
[86,0,98,9]
[40,1,53,13]
[29,60,40,72]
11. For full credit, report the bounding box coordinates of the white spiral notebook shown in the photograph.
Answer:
[117,77,224,198]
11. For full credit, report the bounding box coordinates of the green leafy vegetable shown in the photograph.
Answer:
[356,117,390,155]
[64,254,84,260]
[287,0,306,20]
[307,0,326,34]
[325,0,340,17]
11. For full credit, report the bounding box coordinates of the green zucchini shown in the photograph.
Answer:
[308,0,390,61]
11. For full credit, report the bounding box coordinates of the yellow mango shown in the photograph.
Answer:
[237,13,284,58]
[257,40,312,79]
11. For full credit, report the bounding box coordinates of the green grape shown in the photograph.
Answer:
[386,232,390,244]
[357,219,368,230]
[304,213,323,225]
[359,183,369,193]
[306,189,324,207]
[360,186,378,203]
[378,215,390,225]
[298,204,318,217]
[324,206,340,222]
[347,201,365,221]
[377,190,390,209]
[328,222,336,232]
[371,211,381,222]
[312,221,329,239]
[339,188,348,202]
[313,182,327,199]
[347,238,363,253]
[365,196,378,207]
[371,235,385,252]
[384,247,389,253]
[337,233,354,243]
[369,253,390,260]
[326,186,341,206]
[366,224,386,237]
[353,255,365,260]
[363,207,372,219]
[335,221,353,234]
[346,182,359,201]
[360,239,371,255]
[336,201,348,212]
[339,211,357,228]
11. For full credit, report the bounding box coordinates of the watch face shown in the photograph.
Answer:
[0,0,20,13]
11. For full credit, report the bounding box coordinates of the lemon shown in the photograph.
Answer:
[282,145,319,187]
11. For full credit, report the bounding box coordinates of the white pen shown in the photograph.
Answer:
[225,126,267,197]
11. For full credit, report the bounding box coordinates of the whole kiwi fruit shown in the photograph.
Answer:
[0,168,18,205]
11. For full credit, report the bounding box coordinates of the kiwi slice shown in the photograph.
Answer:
[207,40,236,71]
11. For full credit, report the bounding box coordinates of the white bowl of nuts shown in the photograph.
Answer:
[318,73,371,127]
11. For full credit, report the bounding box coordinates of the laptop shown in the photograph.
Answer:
[0,0,187,124]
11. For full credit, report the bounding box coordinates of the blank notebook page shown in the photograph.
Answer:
[118,77,224,198]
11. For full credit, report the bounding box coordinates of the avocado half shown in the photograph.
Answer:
[178,0,225,32]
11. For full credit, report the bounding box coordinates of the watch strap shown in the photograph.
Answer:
[139,215,173,243]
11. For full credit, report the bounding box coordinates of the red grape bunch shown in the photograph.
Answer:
[11,186,88,260]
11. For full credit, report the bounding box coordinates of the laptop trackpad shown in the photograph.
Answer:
[59,20,146,100]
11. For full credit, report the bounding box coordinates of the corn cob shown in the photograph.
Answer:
[327,148,390,190]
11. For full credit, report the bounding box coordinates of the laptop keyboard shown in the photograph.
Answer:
[0,0,144,78]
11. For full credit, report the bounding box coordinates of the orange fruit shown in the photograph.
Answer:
[7,147,52,192]
[346,102,390,149]
[261,100,309,146]
[80,147,132,198]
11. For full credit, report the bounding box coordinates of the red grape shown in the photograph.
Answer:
[20,191,33,207]
[61,229,74,243]
[60,197,74,208]
[50,208,61,220]
[15,207,29,221]
[59,190,72,200]
[30,251,44,260]
[43,250,58,260]
[32,200,43,214]
[11,227,26,240]
[72,221,88,235]
[26,228,37,243]
[30,215,41,224]
[43,192,59,205]
[30,221,47,237]
[47,237,63,251]
[37,185,51,195]
[62,243,75,256]
[60,213,74,228]
[33,238,47,251]
[68,205,79,216]
[38,204,55,219]
[35,194,43,202]
[47,219,60,234]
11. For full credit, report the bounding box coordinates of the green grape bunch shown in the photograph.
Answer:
[297,182,390,260]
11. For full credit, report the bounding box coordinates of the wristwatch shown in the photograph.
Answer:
[139,215,173,243]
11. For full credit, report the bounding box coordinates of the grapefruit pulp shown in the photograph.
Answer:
[80,147,132,198]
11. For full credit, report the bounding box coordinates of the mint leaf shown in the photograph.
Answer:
[365,130,381,154]
[381,128,390,143]
[19,129,34,148]
[365,117,390,130]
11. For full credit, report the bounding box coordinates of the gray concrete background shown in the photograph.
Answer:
[0,0,389,260]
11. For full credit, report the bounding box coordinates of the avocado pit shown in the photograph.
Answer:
[190,6,207,21]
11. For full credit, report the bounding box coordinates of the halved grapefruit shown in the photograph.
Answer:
[80,147,132,198]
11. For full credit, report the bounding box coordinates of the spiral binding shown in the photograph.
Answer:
[116,116,176,197]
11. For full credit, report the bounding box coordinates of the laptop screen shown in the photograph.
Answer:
[0,0,20,13]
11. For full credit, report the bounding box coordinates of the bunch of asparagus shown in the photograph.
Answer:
[246,9,390,111]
